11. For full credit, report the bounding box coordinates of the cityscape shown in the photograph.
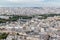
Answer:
[0,7,60,40]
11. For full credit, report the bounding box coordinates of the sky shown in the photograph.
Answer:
[0,0,60,7]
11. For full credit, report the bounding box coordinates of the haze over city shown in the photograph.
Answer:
[0,0,60,7]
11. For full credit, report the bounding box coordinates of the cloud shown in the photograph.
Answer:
[7,0,44,3]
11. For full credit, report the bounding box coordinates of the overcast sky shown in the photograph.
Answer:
[0,0,60,7]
